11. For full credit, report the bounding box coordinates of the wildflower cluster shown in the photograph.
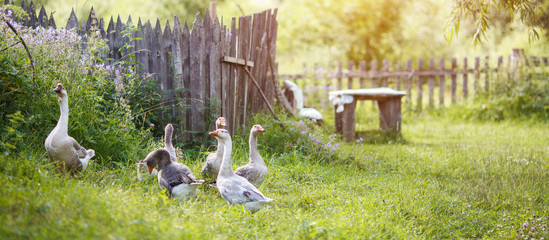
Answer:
[516,215,549,239]
[0,9,158,165]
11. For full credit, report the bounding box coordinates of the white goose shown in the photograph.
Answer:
[234,125,267,188]
[137,124,176,179]
[283,80,323,122]
[200,117,227,182]
[138,148,204,201]
[45,83,95,176]
[209,128,272,213]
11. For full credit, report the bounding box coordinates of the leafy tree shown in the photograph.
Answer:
[447,0,549,45]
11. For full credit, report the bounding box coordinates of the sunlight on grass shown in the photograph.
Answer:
[1,113,548,239]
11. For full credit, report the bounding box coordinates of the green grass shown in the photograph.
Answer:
[1,111,548,239]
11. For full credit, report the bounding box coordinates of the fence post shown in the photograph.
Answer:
[396,60,402,90]
[463,57,468,99]
[484,56,489,93]
[474,56,480,95]
[417,59,424,111]
[406,59,412,102]
[347,61,354,89]
[337,61,342,90]
[451,58,457,103]
[439,58,445,107]
[370,59,378,88]
[428,58,434,108]
[359,60,367,89]
[382,59,389,87]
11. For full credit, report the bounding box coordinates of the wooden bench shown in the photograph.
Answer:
[328,88,406,141]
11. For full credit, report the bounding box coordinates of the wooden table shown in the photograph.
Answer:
[328,88,406,141]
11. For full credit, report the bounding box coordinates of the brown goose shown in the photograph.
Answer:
[201,117,227,182]
[138,148,204,201]
[234,125,267,188]
[209,128,272,213]
[45,83,95,176]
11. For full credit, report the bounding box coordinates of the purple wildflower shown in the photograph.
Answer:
[300,130,305,135]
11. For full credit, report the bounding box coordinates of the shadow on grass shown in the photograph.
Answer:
[355,130,407,144]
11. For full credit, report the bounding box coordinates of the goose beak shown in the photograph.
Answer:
[208,130,219,136]
[257,125,265,132]
[54,84,63,93]
[147,166,153,174]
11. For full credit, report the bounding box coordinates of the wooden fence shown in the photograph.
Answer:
[4,0,279,144]
[279,49,549,111]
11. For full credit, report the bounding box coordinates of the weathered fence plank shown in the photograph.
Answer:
[428,58,434,108]
[190,12,206,141]
[347,61,354,89]
[382,59,389,87]
[417,59,424,111]
[463,57,468,99]
[439,58,445,106]
[451,58,457,103]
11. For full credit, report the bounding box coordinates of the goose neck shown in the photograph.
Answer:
[215,138,224,158]
[218,137,234,177]
[249,132,263,163]
[57,97,69,135]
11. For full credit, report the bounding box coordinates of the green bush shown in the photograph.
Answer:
[449,69,549,122]
[0,10,160,166]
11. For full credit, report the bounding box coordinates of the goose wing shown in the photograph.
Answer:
[69,137,88,158]
[219,177,266,204]
[159,163,199,193]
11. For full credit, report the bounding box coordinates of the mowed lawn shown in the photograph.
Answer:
[1,114,548,239]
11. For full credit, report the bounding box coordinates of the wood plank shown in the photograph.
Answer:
[190,12,206,141]
[417,58,424,111]
[428,58,434,108]
[135,19,148,74]
[359,61,366,89]
[203,9,212,131]
[105,16,115,65]
[484,56,489,93]
[337,61,342,90]
[406,59,412,102]
[396,60,402,90]
[162,20,174,124]
[347,61,354,89]
[221,56,254,67]
[370,60,378,88]
[451,58,457,103]
[249,11,264,113]
[463,57,468,99]
[210,15,222,121]
[143,21,154,75]
[38,5,47,27]
[382,59,389,87]
[220,19,229,119]
[171,15,184,143]
[342,100,356,142]
[474,56,480,94]
[114,15,124,61]
[181,20,191,143]
[66,8,79,31]
[439,58,445,106]
[229,17,237,135]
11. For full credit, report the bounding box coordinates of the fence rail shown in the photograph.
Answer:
[4,0,279,144]
[279,50,549,111]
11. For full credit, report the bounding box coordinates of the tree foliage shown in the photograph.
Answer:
[447,0,549,45]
